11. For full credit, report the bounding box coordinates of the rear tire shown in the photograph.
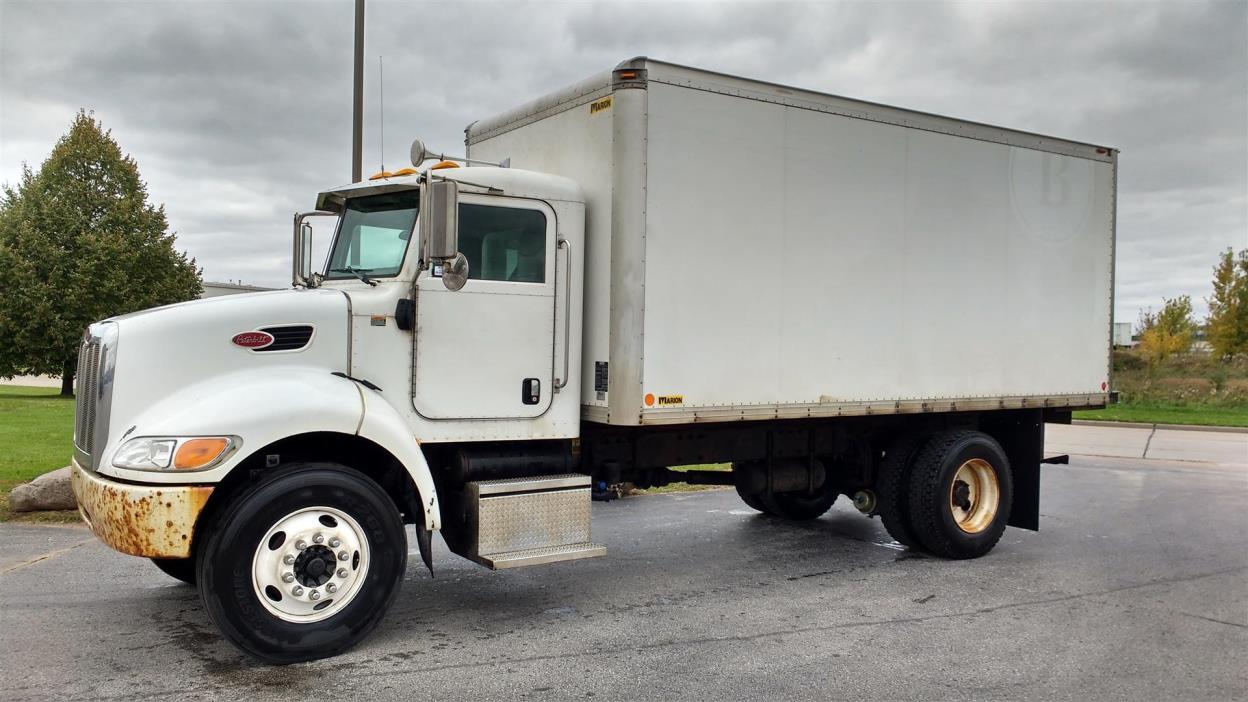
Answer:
[906,430,1012,559]
[758,489,839,521]
[733,460,838,520]
[150,557,196,585]
[732,462,768,512]
[873,433,929,549]
[196,462,407,663]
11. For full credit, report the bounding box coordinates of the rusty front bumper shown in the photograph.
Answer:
[70,460,213,559]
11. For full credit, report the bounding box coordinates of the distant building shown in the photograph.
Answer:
[1113,322,1134,347]
[200,281,275,298]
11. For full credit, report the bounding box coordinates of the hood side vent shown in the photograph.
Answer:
[256,325,314,352]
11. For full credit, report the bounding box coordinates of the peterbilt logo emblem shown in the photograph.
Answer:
[231,331,274,349]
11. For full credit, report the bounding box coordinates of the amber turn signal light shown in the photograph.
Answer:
[173,437,231,470]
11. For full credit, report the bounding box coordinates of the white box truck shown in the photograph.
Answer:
[70,58,1116,662]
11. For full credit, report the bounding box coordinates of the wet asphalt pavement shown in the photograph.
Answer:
[1,436,1245,701]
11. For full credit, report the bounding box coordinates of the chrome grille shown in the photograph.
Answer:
[74,338,101,457]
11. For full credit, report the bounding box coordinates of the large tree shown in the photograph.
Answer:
[1206,247,1248,359]
[0,112,201,395]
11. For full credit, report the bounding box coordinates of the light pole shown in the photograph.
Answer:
[352,0,364,182]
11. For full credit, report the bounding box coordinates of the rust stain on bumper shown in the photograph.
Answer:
[70,460,212,559]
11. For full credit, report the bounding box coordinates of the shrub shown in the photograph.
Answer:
[1219,379,1248,404]
[1152,377,1217,403]
[1112,349,1147,372]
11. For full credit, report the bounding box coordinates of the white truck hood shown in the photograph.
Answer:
[91,288,351,470]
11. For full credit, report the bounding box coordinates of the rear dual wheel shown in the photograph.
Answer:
[875,430,1012,559]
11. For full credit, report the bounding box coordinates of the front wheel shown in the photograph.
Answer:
[196,463,407,663]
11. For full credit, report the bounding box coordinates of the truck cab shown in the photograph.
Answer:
[71,159,599,663]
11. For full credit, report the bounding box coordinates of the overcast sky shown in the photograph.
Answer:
[2,0,1245,324]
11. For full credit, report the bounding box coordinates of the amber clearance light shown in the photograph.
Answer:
[174,437,232,470]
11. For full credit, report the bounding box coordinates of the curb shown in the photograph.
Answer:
[1071,419,1248,435]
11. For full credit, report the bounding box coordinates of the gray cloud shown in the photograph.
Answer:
[2,0,1244,324]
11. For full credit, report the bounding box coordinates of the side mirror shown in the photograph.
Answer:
[420,179,459,260]
[300,222,313,276]
[420,179,467,290]
[292,211,335,288]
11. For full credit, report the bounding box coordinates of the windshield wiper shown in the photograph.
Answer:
[331,266,378,287]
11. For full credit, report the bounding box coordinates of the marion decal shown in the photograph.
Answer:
[644,393,684,407]
[589,96,613,115]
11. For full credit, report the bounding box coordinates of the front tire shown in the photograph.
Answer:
[196,463,407,664]
[906,431,1012,559]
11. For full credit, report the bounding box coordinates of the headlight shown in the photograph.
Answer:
[113,436,236,472]
[113,438,176,470]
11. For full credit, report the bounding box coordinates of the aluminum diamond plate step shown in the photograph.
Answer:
[478,542,607,570]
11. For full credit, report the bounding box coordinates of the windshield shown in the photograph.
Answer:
[324,190,419,280]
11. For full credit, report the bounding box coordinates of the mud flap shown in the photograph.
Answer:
[416,525,434,577]
[984,409,1043,531]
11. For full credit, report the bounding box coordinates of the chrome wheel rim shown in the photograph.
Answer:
[949,459,1000,534]
[251,506,370,623]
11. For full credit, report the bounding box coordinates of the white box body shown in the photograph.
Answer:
[468,59,1116,427]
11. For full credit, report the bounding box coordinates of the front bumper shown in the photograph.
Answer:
[70,459,213,559]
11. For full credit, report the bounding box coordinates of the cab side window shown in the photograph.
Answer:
[457,204,547,283]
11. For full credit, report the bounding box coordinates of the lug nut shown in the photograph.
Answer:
[328,538,341,548]
[313,534,325,544]
[295,540,308,551]
[337,568,349,578]
[283,554,295,565]
[309,590,321,601]
[291,586,304,596]
[338,551,350,561]
[281,572,295,583]
[325,583,338,593]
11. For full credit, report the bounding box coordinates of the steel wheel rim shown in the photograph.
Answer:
[251,506,370,623]
[949,459,999,534]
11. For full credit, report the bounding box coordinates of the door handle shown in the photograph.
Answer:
[554,238,572,390]
[522,378,541,405]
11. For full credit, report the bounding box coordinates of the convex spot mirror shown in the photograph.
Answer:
[440,252,469,291]
[420,179,466,291]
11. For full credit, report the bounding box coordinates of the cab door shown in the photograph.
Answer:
[412,195,556,419]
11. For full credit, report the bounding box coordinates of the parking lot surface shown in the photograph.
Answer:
[1,427,1245,701]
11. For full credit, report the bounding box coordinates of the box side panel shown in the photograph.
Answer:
[469,93,614,411]
[640,82,1113,419]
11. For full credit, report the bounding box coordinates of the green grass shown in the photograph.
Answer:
[1074,403,1248,428]
[640,463,732,494]
[0,384,79,522]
